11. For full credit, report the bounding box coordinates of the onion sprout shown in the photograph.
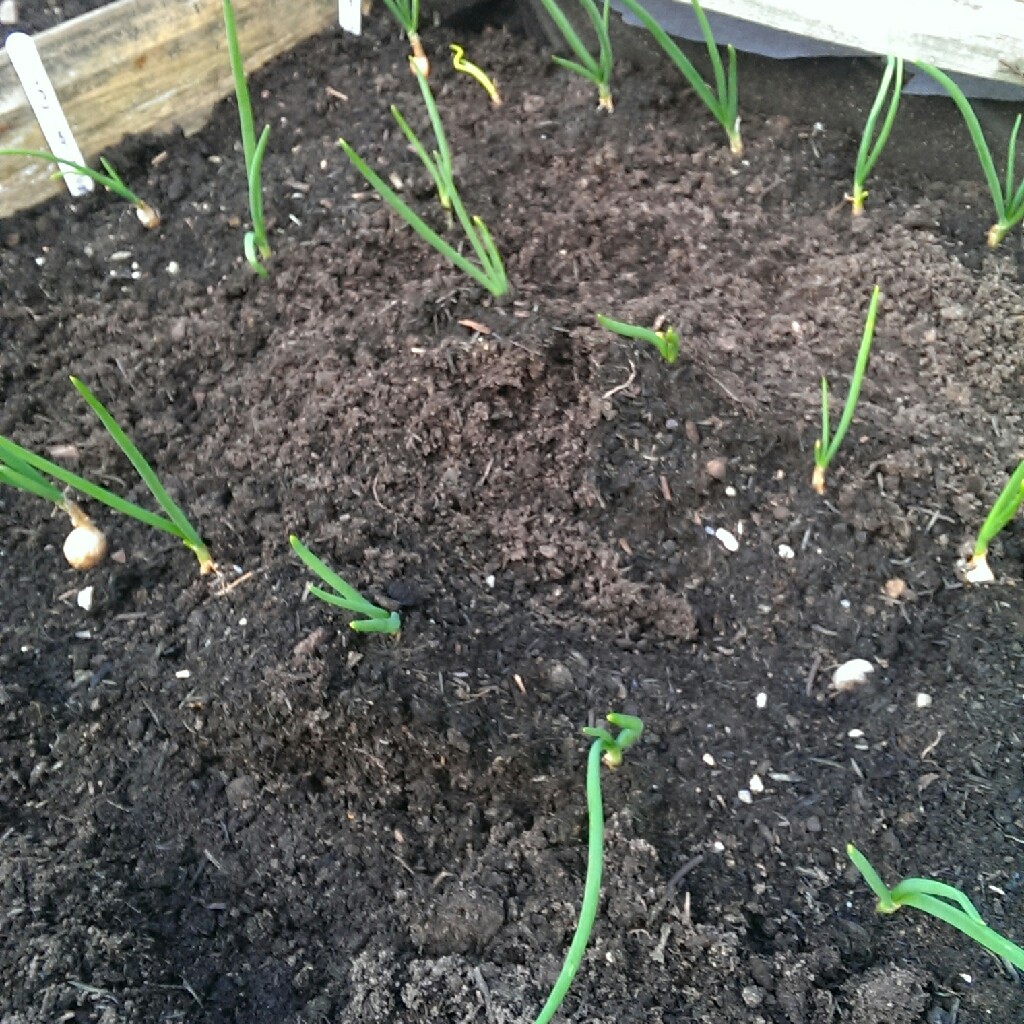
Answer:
[617,0,740,155]
[533,713,644,1024]
[848,844,1024,972]
[916,62,1024,247]
[597,313,679,363]
[0,148,159,227]
[339,63,507,296]
[0,377,214,573]
[450,44,501,106]
[848,57,903,216]
[381,0,429,75]
[964,458,1024,583]
[535,0,614,111]
[813,286,881,494]
[222,0,271,276]
[289,535,401,634]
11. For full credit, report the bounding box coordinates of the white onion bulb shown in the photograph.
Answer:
[63,524,108,570]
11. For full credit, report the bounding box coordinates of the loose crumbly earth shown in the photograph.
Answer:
[1,13,1023,1024]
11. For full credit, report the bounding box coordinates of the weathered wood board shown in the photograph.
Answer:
[692,0,1024,85]
[0,0,337,218]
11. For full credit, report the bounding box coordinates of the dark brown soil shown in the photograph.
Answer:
[1,13,1023,1024]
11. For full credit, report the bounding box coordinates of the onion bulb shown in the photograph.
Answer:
[63,523,108,570]
[135,202,161,229]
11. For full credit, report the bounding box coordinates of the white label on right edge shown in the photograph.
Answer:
[338,0,361,34]
[6,32,93,196]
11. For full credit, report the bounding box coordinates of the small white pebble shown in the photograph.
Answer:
[738,789,753,804]
[76,586,94,611]
[777,543,795,559]
[485,574,495,589]
[831,658,875,692]
[724,485,737,497]
[167,261,180,275]
[960,974,972,985]
[702,753,716,766]
[715,527,739,552]
[840,599,851,609]
[755,692,767,709]
[915,692,933,709]
[848,728,865,739]
[749,774,764,794]
[238,617,247,626]
[712,840,725,853]
[175,669,191,680]
[0,1,17,25]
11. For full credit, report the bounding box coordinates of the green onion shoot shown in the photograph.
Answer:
[0,148,159,227]
[916,62,1024,247]
[290,535,401,634]
[222,0,271,276]
[533,714,644,1024]
[535,0,614,111]
[813,286,881,494]
[339,63,507,297]
[848,844,1024,972]
[963,458,1024,583]
[597,313,679,363]
[617,0,741,155]
[847,57,903,216]
[0,377,214,573]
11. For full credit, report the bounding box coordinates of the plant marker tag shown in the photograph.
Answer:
[5,32,92,196]
[338,0,361,35]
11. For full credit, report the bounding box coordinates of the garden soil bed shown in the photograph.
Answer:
[2,13,1023,1024]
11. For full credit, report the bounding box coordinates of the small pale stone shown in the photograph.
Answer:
[76,586,94,612]
[831,658,875,692]
[738,789,753,804]
[848,728,865,739]
[749,774,764,794]
[777,543,795,559]
[755,692,768,709]
[884,578,906,599]
[705,458,727,481]
[915,692,933,708]
[0,1,17,25]
[702,753,716,766]
[715,527,739,552]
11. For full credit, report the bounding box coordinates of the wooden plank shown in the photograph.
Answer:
[0,0,336,218]
[691,0,1024,85]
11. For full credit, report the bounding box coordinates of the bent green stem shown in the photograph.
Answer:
[533,713,644,1024]
[847,844,1024,972]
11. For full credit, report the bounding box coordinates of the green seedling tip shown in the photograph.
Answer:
[533,714,643,1024]
[812,286,881,494]
[290,535,401,635]
[847,844,1024,972]
[0,147,159,227]
[597,314,679,363]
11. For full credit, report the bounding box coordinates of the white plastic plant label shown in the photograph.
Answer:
[5,32,92,196]
[338,0,361,35]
